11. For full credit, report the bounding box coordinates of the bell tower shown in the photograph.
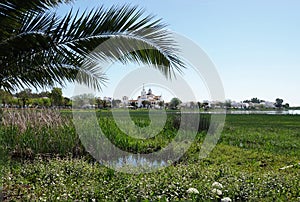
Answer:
[141,84,147,99]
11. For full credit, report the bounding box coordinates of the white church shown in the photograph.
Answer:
[122,85,163,108]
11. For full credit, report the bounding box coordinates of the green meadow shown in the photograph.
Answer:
[0,110,299,201]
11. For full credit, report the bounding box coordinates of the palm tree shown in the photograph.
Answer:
[0,0,184,92]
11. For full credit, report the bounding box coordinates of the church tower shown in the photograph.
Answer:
[141,84,147,99]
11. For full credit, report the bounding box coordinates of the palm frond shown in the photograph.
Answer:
[0,1,185,92]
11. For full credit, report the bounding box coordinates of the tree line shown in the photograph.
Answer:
[0,88,291,110]
[0,88,71,108]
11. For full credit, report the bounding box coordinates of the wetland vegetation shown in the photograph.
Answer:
[1,109,299,201]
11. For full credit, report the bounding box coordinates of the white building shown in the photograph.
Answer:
[123,85,163,108]
[122,96,129,106]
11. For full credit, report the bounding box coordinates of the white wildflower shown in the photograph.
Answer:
[187,187,199,194]
[212,188,222,196]
[221,197,232,202]
[212,181,223,189]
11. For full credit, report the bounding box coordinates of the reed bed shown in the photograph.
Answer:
[1,109,67,132]
[0,109,82,158]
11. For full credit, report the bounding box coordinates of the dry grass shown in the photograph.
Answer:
[1,109,68,132]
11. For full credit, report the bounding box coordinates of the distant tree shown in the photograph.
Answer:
[130,101,137,108]
[0,89,13,106]
[165,102,169,109]
[95,97,103,109]
[42,98,51,107]
[251,97,261,103]
[37,98,44,107]
[142,100,150,108]
[284,103,290,109]
[31,98,39,107]
[225,100,232,109]
[275,98,284,108]
[158,101,164,109]
[170,97,182,109]
[16,88,32,107]
[63,97,72,108]
[50,87,63,107]
[11,97,19,106]
[102,100,109,109]
[38,91,51,98]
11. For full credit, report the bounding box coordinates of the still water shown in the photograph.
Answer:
[225,110,300,115]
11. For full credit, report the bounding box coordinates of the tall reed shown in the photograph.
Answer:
[0,109,83,159]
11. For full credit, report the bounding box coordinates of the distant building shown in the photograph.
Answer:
[122,96,129,106]
[123,85,163,108]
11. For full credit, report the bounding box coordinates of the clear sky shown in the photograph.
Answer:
[55,0,300,106]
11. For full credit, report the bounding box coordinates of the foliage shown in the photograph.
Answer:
[0,89,13,105]
[50,87,63,107]
[15,89,32,107]
[275,98,284,108]
[169,97,182,109]
[0,0,184,92]
[243,97,264,104]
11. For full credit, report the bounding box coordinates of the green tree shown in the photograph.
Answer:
[63,97,72,108]
[15,88,32,107]
[42,98,51,108]
[170,97,181,109]
[275,98,284,108]
[158,101,164,109]
[130,101,137,108]
[38,91,51,98]
[102,100,111,109]
[0,0,184,92]
[251,97,261,104]
[95,97,103,109]
[50,87,63,107]
[197,102,202,109]
[284,103,290,109]
[142,100,150,108]
[0,89,13,106]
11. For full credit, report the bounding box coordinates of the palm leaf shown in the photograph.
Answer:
[0,1,185,92]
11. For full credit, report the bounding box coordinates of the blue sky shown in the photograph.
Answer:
[56,0,300,106]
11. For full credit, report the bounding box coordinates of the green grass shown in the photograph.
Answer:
[1,110,299,201]
[221,114,300,157]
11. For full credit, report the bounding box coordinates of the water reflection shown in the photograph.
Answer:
[100,155,167,168]
[203,110,300,115]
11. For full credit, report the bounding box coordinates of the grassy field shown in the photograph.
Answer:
[0,110,299,201]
